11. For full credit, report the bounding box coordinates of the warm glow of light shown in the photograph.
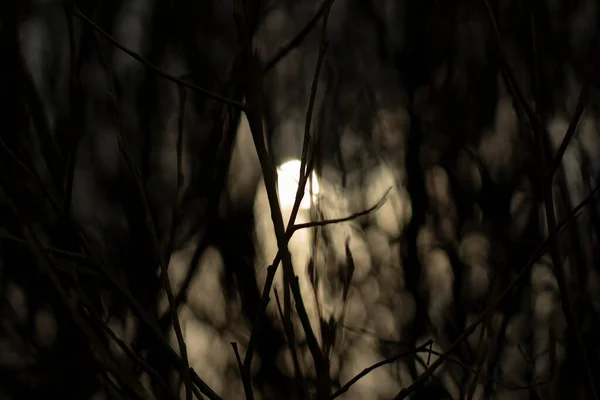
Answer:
[276,159,320,210]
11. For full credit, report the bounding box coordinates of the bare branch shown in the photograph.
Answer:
[73,8,246,110]
[331,340,434,399]
[292,188,391,232]
[263,0,334,74]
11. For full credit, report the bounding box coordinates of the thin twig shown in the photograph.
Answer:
[330,340,433,399]
[231,342,244,375]
[281,8,331,365]
[61,1,86,219]
[72,8,246,110]
[274,288,306,399]
[340,323,551,392]
[164,85,186,269]
[292,188,391,232]
[548,35,600,177]
[87,296,178,400]
[482,0,537,129]
[263,0,334,74]
[0,139,63,214]
[171,85,193,400]
[286,0,333,239]
[0,229,88,260]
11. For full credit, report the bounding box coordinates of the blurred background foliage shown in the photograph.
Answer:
[1,0,600,399]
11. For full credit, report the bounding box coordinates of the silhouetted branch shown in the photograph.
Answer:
[239,2,335,399]
[73,8,246,110]
[263,0,334,74]
[331,340,434,399]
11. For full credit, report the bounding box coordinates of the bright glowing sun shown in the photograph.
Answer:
[276,159,320,210]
